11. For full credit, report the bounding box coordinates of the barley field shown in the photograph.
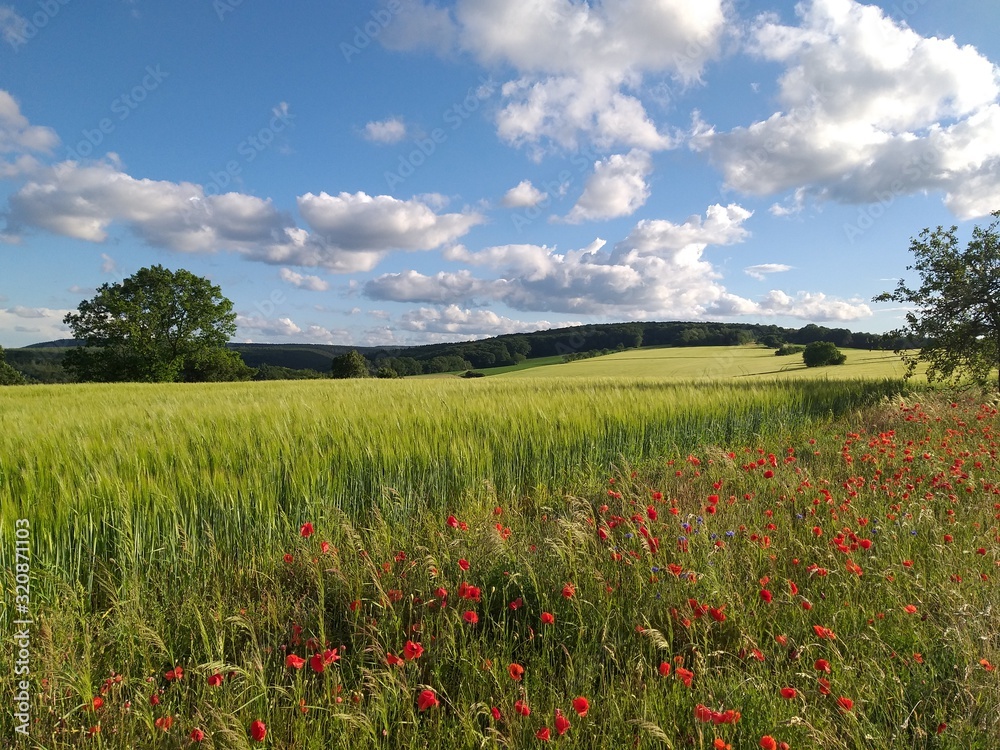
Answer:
[1,375,997,748]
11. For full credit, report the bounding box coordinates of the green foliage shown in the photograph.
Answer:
[803,341,847,367]
[375,366,401,379]
[62,265,239,382]
[0,346,27,385]
[253,364,328,381]
[775,344,805,356]
[330,349,371,378]
[876,211,1000,389]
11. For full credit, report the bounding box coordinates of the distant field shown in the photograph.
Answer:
[499,345,922,381]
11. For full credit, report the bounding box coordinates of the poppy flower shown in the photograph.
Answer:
[300,522,314,538]
[981,659,995,672]
[714,740,732,750]
[508,663,525,681]
[760,736,777,750]
[675,667,694,687]
[446,515,459,528]
[417,689,439,712]
[309,653,326,673]
[658,662,671,677]
[536,727,551,741]
[561,583,576,599]
[555,710,571,735]
[285,654,305,669]
[695,704,714,722]
[165,666,183,681]
[154,715,173,731]
[491,706,502,721]
[780,687,797,699]
[572,696,589,717]
[541,612,555,625]
[837,696,854,712]
[283,553,294,564]
[458,559,470,571]
[760,589,773,603]
[709,606,726,623]
[818,678,831,695]
[514,699,531,716]
[91,697,103,710]
[814,659,830,673]
[207,673,223,687]
[463,610,479,625]
[509,598,524,610]
[903,604,918,614]
[403,641,424,660]
[386,652,403,667]
[190,728,205,742]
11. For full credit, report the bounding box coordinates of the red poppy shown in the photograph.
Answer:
[285,654,305,670]
[658,662,671,677]
[508,663,525,680]
[709,606,726,622]
[250,719,267,742]
[283,553,294,564]
[91,696,103,710]
[403,641,424,660]
[675,666,694,687]
[491,706,502,721]
[555,710,571,735]
[165,666,183,681]
[561,583,576,599]
[814,659,831,673]
[514,699,531,716]
[536,727,551,741]
[837,696,854,712]
[458,559,470,571]
[695,704,714,722]
[780,687,797,699]
[463,610,479,625]
[760,589,773,603]
[903,604,918,614]
[760,736,777,750]
[572,696,589,717]
[818,677,831,695]
[417,689,439,712]
[154,715,173,731]
[509,597,524,610]
[541,612,555,625]
[190,728,205,742]
[446,515,459,528]
[207,673,223,687]
[300,522,314,538]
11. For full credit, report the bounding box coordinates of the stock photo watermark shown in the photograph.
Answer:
[203,103,295,196]
[384,77,496,191]
[3,0,72,52]
[842,150,938,243]
[65,65,169,161]
[340,0,402,64]
[11,518,32,739]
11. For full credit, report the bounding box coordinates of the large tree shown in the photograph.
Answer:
[0,346,27,385]
[875,211,1000,390]
[63,265,251,382]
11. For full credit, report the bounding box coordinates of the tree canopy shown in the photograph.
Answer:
[875,211,1000,390]
[0,346,27,385]
[63,265,251,382]
[330,349,370,379]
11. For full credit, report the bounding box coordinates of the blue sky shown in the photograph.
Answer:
[2,0,1000,347]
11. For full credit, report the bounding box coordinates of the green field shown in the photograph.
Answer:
[2,374,997,748]
[499,346,920,381]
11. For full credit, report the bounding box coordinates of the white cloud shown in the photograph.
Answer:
[745,263,793,281]
[363,117,407,144]
[694,0,1000,219]
[501,180,547,208]
[279,268,330,291]
[0,306,71,345]
[297,191,484,254]
[236,314,302,338]
[398,304,559,339]
[365,268,487,303]
[563,149,652,223]
[757,290,872,321]
[377,0,458,55]
[3,160,483,273]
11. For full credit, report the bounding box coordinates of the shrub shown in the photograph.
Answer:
[803,341,847,367]
[775,345,805,357]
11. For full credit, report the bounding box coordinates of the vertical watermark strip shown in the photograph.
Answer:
[11,519,32,739]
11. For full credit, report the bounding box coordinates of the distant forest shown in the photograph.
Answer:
[5,321,916,383]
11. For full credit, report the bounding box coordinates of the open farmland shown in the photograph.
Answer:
[1,378,997,748]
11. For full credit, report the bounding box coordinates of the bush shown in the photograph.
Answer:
[803,341,847,367]
[775,344,805,357]
[462,370,486,378]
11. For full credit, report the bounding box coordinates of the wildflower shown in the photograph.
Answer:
[509,663,525,681]
[818,677,831,695]
[510,597,524,610]
[165,666,183,681]
[561,583,576,599]
[285,654,305,670]
[554,710,571,735]
[814,659,831,673]
[658,662,671,677]
[447,515,459,528]
[709,606,726,622]
[458,558,470,571]
[417,689,439,712]
[675,666,694,688]
[403,641,424,660]
[283,553,293,564]
[207,673,223,687]
[514,699,531,716]
[760,736,778,750]
[536,727,551,741]
[837,696,854,712]
[572,696,589,717]
[491,706,502,721]
[91,697,103,710]
[541,612,555,625]
[155,715,174,731]
[190,728,205,742]
[780,687,797,699]
[760,589,773,603]
[300,522,314,537]
[463,610,479,625]
[981,659,995,672]
[903,604,918,614]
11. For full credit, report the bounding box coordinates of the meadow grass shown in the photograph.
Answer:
[1,377,997,748]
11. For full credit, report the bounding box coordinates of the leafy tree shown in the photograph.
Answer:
[63,265,244,382]
[803,341,846,367]
[0,346,27,385]
[330,350,370,378]
[875,212,1000,389]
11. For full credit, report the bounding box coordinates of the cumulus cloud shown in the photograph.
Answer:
[3,160,483,273]
[563,150,652,223]
[745,263,793,281]
[279,268,330,291]
[0,305,72,345]
[398,304,559,339]
[372,203,869,323]
[236,314,302,338]
[0,90,58,180]
[501,180,547,208]
[694,0,1000,219]
[382,0,729,152]
[363,117,407,144]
